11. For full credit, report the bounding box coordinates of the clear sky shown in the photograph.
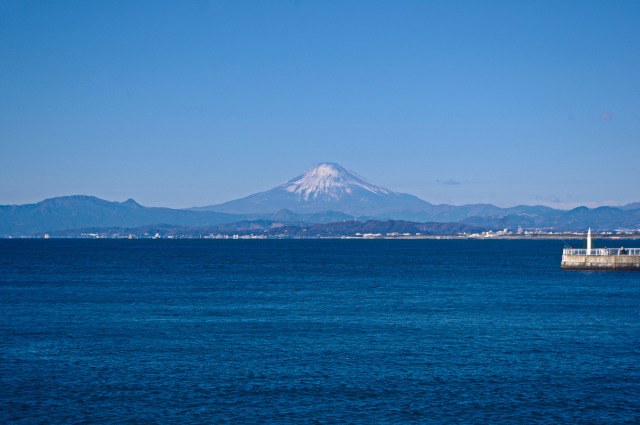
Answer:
[1,0,639,209]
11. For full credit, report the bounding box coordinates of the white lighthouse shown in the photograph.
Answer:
[587,228,592,255]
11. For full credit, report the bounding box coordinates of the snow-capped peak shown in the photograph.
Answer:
[279,163,394,201]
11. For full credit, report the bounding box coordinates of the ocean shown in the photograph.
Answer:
[1,239,639,424]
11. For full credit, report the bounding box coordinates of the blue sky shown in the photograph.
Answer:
[1,0,638,208]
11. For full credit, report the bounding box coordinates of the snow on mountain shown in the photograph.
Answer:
[280,163,393,201]
[194,162,431,215]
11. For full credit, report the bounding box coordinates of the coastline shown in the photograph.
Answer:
[4,234,640,240]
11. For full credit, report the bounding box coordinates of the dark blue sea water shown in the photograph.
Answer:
[1,239,639,424]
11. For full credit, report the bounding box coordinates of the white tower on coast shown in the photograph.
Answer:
[587,228,592,255]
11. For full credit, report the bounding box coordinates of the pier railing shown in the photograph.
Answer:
[563,248,640,256]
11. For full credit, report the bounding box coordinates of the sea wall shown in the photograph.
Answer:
[562,254,640,270]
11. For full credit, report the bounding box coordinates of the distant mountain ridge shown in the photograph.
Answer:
[192,162,639,229]
[621,202,640,211]
[1,163,639,236]
[463,206,640,232]
[192,163,431,215]
[0,196,370,236]
[0,195,244,236]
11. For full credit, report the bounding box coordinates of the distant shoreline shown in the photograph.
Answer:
[3,234,640,241]
[345,235,640,240]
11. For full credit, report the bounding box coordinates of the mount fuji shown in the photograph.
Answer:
[3,163,640,235]
[194,163,432,216]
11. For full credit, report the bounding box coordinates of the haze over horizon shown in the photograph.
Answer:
[1,1,638,209]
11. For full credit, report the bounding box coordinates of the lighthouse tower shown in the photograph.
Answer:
[587,228,592,255]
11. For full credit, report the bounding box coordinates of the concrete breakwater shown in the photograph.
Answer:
[561,228,640,270]
[561,253,640,270]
